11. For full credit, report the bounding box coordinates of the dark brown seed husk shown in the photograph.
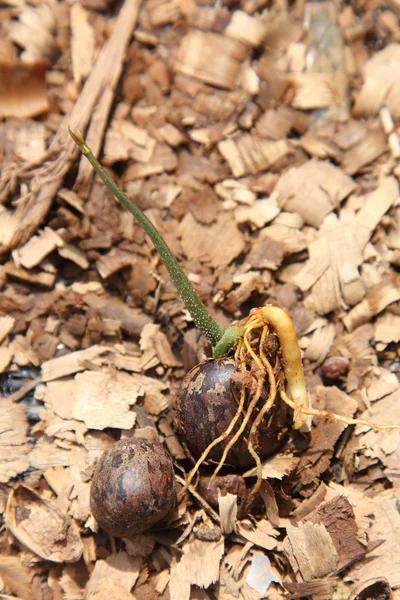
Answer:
[176,357,288,469]
[90,438,176,538]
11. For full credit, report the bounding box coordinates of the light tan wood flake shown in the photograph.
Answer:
[343,279,400,332]
[0,346,13,373]
[58,243,89,269]
[218,134,290,178]
[96,249,134,279]
[70,4,95,85]
[341,128,388,175]
[0,315,15,344]
[225,10,268,47]
[13,227,63,270]
[285,521,339,581]
[86,552,142,598]
[0,397,30,483]
[0,60,49,118]
[274,159,356,227]
[348,493,400,587]
[0,555,35,600]
[218,492,237,535]
[41,345,110,382]
[179,212,244,268]
[294,213,366,315]
[175,30,248,91]
[140,323,181,368]
[45,369,165,430]
[169,537,224,600]
[374,312,400,344]
[235,198,280,229]
[237,519,278,551]
[6,483,83,563]
[353,43,400,119]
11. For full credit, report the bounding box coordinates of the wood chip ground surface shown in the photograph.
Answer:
[0,0,400,598]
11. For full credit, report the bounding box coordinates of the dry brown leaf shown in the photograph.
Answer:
[6,484,83,563]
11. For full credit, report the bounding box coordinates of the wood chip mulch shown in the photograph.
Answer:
[0,0,400,598]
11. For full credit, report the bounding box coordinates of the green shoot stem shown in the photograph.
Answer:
[69,127,225,347]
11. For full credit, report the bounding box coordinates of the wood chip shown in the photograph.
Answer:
[274,159,356,227]
[341,128,388,175]
[169,538,224,600]
[13,228,64,270]
[179,212,244,268]
[0,397,30,483]
[0,315,15,344]
[285,521,339,581]
[70,3,95,85]
[354,43,400,118]
[6,483,83,563]
[86,552,142,598]
[0,60,49,118]
[175,30,248,90]
[218,134,290,178]
[41,345,110,382]
[343,279,400,332]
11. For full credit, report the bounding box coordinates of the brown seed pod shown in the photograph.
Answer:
[176,358,288,469]
[90,438,176,538]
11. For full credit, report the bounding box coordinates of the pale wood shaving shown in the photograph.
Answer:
[274,159,356,227]
[374,312,400,344]
[225,11,268,47]
[13,227,63,270]
[179,212,245,268]
[169,538,224,600]
[175,30,248,90]
[218,492,237,535]
[0,315,15,344]
[348,493,400,588]
[0,398,30,483]
[70,4,95,85]
[354,43,400,119]
[0,556,35,600]
[0,346,13,373]
[341,128,388,175]
[343,279,400,332]
[45,369,166,430]
[235,199,280,229]
[294,213,366,314]
[285,521,339,581]
[243,454,299,480]
[86,552,142,597]
[218,135,290,178]
[41,345,110,382]
[237,520,278,551]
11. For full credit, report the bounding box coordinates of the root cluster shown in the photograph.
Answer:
[181,306,400,500]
